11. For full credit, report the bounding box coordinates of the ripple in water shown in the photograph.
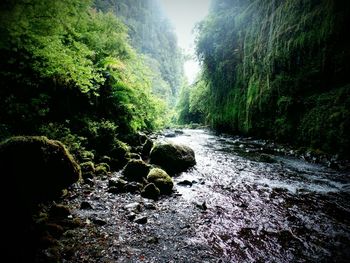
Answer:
[161,129,350,262]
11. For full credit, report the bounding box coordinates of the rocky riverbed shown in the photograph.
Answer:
[35,129,350,262]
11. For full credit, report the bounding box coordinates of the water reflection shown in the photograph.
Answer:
[160,129,350,262]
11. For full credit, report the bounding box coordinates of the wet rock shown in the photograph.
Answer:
[82,171,95,180]
[174,129,184,135]
[177,180,193,187]
[0,136,81,203]
[195,201,207,211]
[127,212,136,221]
[108,178,127,193]
[124,202,142,212]
[84,178,95,187]
[164,132,176,137]
[92,218,107,226]
[142,138,154,157]
[144,202,157,210]
[147,168,173,195]
[128,153,142,160]
[107,186,121,194]
[125,182,143,193]
[147,236,159,244]
[150,143,196,174]
[141,183,160,200]
[49,204,71,218]
[122,159,151,182]
[80,201,93,210]
[134,216,148,224]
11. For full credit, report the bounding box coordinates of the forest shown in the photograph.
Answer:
[1,0,350,262]
[0,0,183,164]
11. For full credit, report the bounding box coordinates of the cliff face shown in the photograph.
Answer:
[196,0,350,157]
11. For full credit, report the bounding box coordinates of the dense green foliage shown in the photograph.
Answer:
[182,0,350,157]
[0,0,176,162]
[94,0,184,106]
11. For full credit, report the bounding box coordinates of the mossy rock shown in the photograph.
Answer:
[79,150,94,162]
[150,143,196,174]
[110,139,130,160]
[80,161,95,173]
[122,159,151,182]
[141,183,160,200]
[0,136,81,203]
[147,168,173,195]
[109,139,131,170]
[95,163,110,176]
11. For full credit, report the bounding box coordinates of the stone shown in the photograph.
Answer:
[122,159,151,182]
[141,183,160,200]
[150,143,196,174]
[147,168,173,195]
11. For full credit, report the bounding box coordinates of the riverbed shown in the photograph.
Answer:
[54,129,350,262]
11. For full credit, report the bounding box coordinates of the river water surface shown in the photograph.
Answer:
[66,128,350,262]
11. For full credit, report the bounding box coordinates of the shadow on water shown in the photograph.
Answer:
[165,129,350,262]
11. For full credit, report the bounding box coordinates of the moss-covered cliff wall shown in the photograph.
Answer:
[194,0,350,157]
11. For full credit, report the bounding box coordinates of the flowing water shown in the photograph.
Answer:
[65,128,350,262]
[163,129,350,262]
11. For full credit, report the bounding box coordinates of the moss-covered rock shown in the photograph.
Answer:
[0,136,81,202]
[109,139,131,170]
[80,161,95,173]
[79,150,94,162]
[122,159,151,182]
[141,183,160,200]
[95,163,110,176]
[150,143,196,174]
[147,168,173,195]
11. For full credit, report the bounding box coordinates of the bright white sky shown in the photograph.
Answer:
[159,0,211,84]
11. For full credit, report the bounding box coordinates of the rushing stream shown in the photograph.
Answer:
[63,128,350,262]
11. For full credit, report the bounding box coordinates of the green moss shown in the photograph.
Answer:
[80,161,95,173]
[147,168,173,195]
[0,136,81,202]
[122,159,151,182]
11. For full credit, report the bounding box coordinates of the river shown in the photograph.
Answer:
[60,128,350,262]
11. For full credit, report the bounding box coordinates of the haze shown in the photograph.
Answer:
[159,0,211,84]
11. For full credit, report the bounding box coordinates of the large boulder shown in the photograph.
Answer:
[147,168,173,195]
[150,143,196,174]
[122,159,151,182]
[0,136,81,203]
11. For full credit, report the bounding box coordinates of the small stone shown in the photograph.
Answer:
[107,187,121,194]
[177,180,193,187]
[195,201,207,211]
[84,178,95,186]
[125,182,143,193]
[124,202,142,212]
[92,218,107,226]
[147,236,159,244]
[127,212,136,221]
[144,202,157,210]
[80,201,93,210]
[134,216,147,224]
[141,183,160,200]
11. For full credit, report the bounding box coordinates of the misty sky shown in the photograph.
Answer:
[159,0,211,84]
